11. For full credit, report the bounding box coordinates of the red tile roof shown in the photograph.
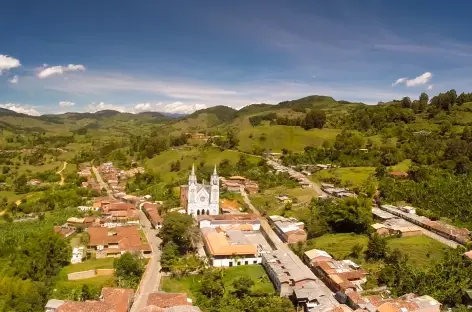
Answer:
[101,287,135,312]
[57,301,115,312]
[146,293,190,308]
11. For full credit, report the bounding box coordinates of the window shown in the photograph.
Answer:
[245,261,248,265]
[229,262,233,267]
[253,260,257,264]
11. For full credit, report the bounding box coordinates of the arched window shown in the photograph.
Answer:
[197,210,200,215]
[206,209,210,215]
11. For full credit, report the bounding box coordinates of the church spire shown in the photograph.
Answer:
[192,163,195,175]
[189,163,197,185]
[213,164,217,175]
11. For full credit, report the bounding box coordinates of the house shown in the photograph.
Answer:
[276,195,292,203]
[197,214,260,231]
[142,202,163,229]
[45,287,135,312]
[244,181,259,194]
[28,178,41,186]
[376,295,440,312]
[464,250,472,260]
[269,215,307,244]
[54,225,76,238]
[87,226,152,258]
[262,248,339,312]
[145,292,192,309]
[389,171,408,178]
[201,227,262,267]
[67,217,85,228]
[305,249,367,292]
[371,223,393,236]
[71,247,84,264]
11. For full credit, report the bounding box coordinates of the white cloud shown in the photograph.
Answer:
[37,64,86,79]
[427,85,433,90]
[392,72,433,88]
[162,102,207,114]
[392,77,407,86]
[0,55,21,74]
[59,101,75,107]
[406,72,432,87]
[0,103,40,116]
[86,102,126,113]
[133,102,206,114]
[8,75,19,84]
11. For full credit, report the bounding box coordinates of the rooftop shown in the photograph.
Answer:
[202,228,257,256]
[146,292,191,308]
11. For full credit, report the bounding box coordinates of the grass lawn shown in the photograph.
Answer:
[304,233,448,268]
[238,125,341,153]
[387,235,448,267]
[249,186,317,220]
[0,191,25,202]
[62,258,115,275]
[54,274,115,289]
[160,265,274,299]
[311,167,375,187]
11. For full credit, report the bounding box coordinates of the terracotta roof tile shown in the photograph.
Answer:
[146,292,190,308]
[57,301,115,312]
[101,287,135,312]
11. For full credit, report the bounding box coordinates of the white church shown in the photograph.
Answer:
[180,165,220,216]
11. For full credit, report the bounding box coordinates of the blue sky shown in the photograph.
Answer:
[2,0,472,115]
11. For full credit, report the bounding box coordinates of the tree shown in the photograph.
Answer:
[161,242,179,272]
[303,109,326,130]
[365,233,389,261]
[232,276,254,298]
[316,198,372,234]
[401,97,412,109]
[199,269,225,299]
[375,166,387,179]
[419,92,429,111]
[440,120,453,135]
[114,252,145,288]
[158,212,194,254]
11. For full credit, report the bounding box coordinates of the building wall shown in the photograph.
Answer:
[284,231,307,244]
[375,228,391,236]
[401,230,422,237]
[212,256,262,267]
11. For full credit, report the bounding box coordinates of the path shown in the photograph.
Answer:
[92,166,115,199]
[56,161,67,185]
[130,209,162,312]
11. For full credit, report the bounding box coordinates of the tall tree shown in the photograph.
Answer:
[401,97,412,108]
[303,109,327,130]
[419,92,429,111]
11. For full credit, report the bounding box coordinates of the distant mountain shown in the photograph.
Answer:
[0,107,27,117]
[188,105,238,123]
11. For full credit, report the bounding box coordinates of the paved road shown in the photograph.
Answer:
[92,166,115,199]
[131,209,163,312]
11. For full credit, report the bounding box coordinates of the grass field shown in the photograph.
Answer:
[304,233,448,268]
[238,125,341,153]
[146,147,260,182]
[61,258,115,275]
[389,159,412,172]
[249,186,317,220]
[53,274,115,290]
[160,265,275,299]
[311,167,375,187]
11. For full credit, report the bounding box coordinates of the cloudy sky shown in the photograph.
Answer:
[1,0,472,115]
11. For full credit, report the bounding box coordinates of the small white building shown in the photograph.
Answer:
[71,247,84,264]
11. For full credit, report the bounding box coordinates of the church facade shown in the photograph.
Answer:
[180,165,220,216]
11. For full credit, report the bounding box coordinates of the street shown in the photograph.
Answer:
[130,209,163,312]
[92,165,115,199]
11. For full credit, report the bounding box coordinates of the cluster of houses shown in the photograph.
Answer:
[267,159,313,188]
[54,195,165,262]
[46,287,202,312]
[371,208,423,237]
[79,162,145,193]
[220,175,259,194]
[378,204,471,245]
[321,183,356,198]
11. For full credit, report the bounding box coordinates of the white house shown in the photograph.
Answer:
[71,247,84,264]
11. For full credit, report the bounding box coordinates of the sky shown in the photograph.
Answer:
[2,0,472,115]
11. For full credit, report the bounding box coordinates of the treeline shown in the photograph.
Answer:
[248,110,327,130]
